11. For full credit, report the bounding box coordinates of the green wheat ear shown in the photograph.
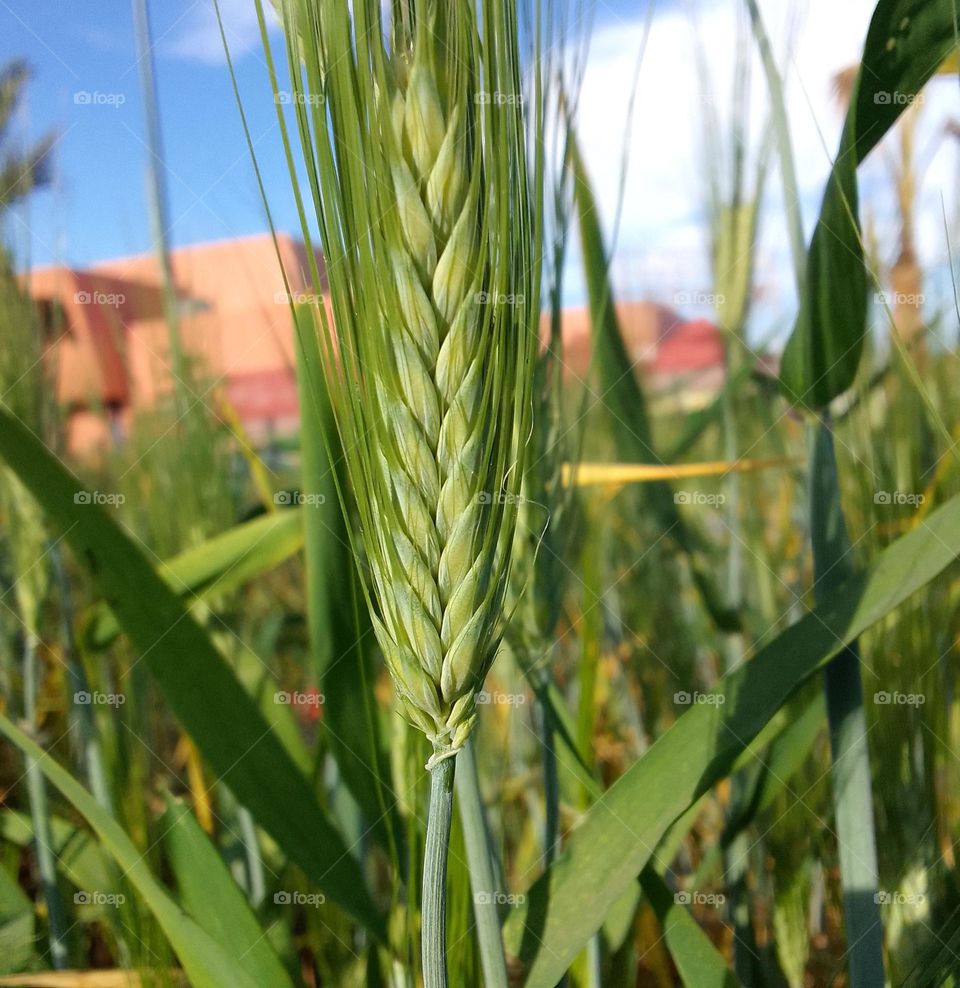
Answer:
[274,0,541,767]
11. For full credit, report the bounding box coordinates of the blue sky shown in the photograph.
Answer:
[2,0,957,333]
[1,0,656,269]
[2,1,294,266]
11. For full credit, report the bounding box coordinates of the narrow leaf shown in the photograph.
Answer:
[0,407,384,937]
[505,490,960,985]
[640,867,740,988]
[82,510,304,652]
[779,0,958,407]
[0,715,261,988]
[162,798,295,988]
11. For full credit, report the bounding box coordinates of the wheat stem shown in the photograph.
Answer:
[422,753,456,988]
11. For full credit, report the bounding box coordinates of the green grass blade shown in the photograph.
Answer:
[292,302,348,683]
[82,509,305,651]
[743,0,805,289]
[0,714,262,988]
[504,489,960,986]
[640,867,741,988]
[293,303,401,859]
[0,850,37,973]
[0,811,111,894]
[571,136,739,633]
[0,406,384,938]
[161,797,295,988]
[779,0,959,408]
[455,739,509,988]
[810,420,884,986]
[692,694,825,888]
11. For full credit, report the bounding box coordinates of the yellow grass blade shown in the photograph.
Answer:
[0,973,185,987]
[565,456,802,488]
[216,399,277,511]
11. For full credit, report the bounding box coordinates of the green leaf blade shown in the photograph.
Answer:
[506,490,960,986]
[0,407,384,939]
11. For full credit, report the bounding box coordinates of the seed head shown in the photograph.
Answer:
[277,2,540,765]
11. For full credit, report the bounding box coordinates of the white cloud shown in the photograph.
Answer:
[161,0,279,65]
[568,0,959,340]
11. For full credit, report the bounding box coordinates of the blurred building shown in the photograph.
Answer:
[27,234,724,456]
[553,301,725,410]
[27,233,320,455]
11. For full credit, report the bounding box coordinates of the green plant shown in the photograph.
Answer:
[265,1,541,982]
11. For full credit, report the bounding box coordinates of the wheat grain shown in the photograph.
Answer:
[273,4,539,982]
[277,0,538,768]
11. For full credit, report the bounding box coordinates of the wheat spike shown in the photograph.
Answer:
[276,1,539,766]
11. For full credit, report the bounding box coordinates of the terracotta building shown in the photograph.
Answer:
[26,233,724,456]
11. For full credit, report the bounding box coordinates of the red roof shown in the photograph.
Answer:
[654,318,724,373]
[544,301,724,379]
